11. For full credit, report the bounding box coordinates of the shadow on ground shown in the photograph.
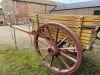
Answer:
[73,39,100,75]
[73,55,100,75]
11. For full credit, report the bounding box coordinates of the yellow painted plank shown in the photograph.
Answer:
[83,16,99,21]
[83,22,99,26]
[44,19,67,24]
[40,15,83,26]
[82,30,92,33]
[80,39,90,43]
[80,36,90,40]
[44,15,69,20]
[83,16,100,26]
[81,33,91,37]
[43,15,83,20]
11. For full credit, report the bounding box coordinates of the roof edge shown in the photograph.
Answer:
[13,0,64,6]
[53,1,100,11]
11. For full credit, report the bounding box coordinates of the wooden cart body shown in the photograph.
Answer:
[11,14,100,74]
[29,14,100,50]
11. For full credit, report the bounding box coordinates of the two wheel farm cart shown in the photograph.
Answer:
[12,14,100,75]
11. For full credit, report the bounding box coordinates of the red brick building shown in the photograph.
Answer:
[2,0,63,24]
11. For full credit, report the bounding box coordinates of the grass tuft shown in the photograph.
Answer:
[0,45,100,75]
[0,46,55,75]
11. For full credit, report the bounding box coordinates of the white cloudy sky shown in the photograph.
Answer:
[0,0,2,8]
[0,0,1,3]
[0,0,93,3]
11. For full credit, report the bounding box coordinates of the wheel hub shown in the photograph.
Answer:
[48,45,59,56]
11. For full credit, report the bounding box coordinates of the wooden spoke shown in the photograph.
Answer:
[39,33,51,45]
[60,52,77,63]
[55,28,59,43]
[42,53,49,60]
[59,47,76,50]
[46,27,53,44]
[56,56,61,70]
[58,36,69,46]
[50,56,54,67]
[59,55,70,70]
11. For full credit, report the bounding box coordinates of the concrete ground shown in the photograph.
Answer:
[0,25,33,49]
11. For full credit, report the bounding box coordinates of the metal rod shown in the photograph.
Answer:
[27,24,33,46]
[45,5,47,14]
[9,26,14,41]
[36,14,40,28]
[13,28,18,50]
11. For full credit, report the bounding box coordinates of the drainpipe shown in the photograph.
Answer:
[45,4,47,14]
[3,12,5,25]
[12,0,17,25]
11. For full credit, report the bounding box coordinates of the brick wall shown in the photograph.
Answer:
[2,0,58,24]
[15,1,55,23]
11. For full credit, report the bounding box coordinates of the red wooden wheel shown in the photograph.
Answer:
[34,22,82,74]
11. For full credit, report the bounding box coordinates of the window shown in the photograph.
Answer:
[94,10,100,15]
